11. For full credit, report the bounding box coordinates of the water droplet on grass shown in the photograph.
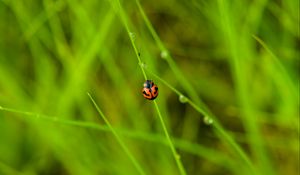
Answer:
[129,32,136,41]
[139,62,147,68]
[203,116,213,125]
[179,95,188,103]
[160,50,168,59]
[176,154,181,160]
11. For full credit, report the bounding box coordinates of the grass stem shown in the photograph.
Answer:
[153,101,187,175]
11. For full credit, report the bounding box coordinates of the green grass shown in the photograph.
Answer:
[0,0,299,175]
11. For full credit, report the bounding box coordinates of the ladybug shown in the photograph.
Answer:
[142,80,158,100]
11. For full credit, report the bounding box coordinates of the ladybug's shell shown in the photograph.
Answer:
[142,80,158,100]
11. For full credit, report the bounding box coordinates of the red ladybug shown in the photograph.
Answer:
[142,80,158,100]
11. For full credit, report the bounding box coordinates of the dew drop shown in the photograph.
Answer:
[139,62,147,68]
[175,154,181,160]
[160,50,168,59]
[179,95,188,103]
[203,116,213,125]
[129,32,136,41]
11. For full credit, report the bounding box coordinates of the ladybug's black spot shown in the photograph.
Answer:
[150,95,157,100]
[155,87,158,91]
[143,90,150,96]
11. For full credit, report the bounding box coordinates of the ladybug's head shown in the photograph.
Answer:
[144,80,153,88]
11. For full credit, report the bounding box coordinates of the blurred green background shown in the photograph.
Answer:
[0,0,299,175]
